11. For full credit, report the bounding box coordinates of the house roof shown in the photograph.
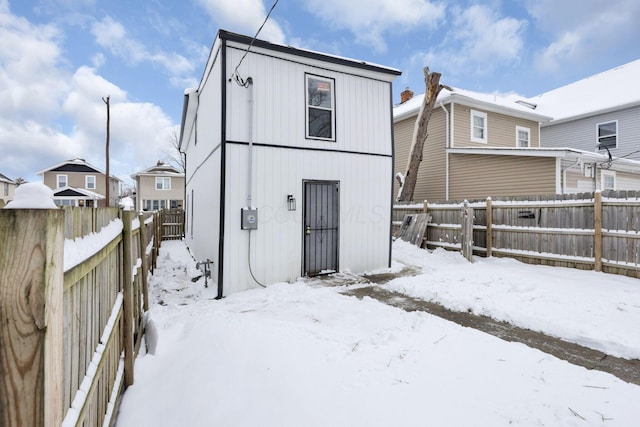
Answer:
[446,146,640,174]
[531,59,640,124]
[36,158,123,181]
[53,186,105,199]
[131,163,184,179]
[0,172,15,184]
[394,87,552,123]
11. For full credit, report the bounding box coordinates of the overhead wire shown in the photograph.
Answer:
[231,0,280,87]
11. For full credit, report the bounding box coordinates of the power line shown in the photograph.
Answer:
[231,0,280,87]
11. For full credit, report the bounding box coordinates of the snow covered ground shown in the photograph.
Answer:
[116,240,640,426]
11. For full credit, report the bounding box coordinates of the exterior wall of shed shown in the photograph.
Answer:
[393,107,448,202]
[222,144,391,296]
[451,104,541,148]
[540,105,640,161]
[448,154,557,200]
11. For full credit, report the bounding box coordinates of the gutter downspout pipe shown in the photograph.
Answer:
[440,102,450,200]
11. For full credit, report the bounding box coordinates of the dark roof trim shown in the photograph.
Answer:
[218,29,402,77]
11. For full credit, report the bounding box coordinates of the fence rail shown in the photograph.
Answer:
[0,206,157,427]
[393,190,640,278]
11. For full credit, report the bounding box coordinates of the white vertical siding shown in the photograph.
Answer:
[224,45,392,156]
[222,144,392,296]
[184,47,223,268]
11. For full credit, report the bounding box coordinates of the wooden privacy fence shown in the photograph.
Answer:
[0,206,156,427]
[394,190,640,278]
[159,208,184,241]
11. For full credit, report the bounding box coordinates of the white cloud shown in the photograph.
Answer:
[525,0,640,72]
[196,0,286,44]
[0,6,69,119]
[407,4,525,83]
[90,16,195,85]
[304,0,445,52]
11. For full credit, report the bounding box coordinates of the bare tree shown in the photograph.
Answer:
[397,67,451,203]
[163,129,186,173]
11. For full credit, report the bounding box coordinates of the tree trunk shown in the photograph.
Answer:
[397,67,448,203]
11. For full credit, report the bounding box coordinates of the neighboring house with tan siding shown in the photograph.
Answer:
[0,172,17,205]
[36,158,121,207]
[532,59,640,192]
[393,86,640,202]
[131,161,185,211]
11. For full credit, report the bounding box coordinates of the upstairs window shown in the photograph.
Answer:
[306,74,335,141]
[86,175,96,190]
[156,177,171,190]
[597,120,617,150]
[470,110,487,143]
[3,182,8,196]
[516,126,530,148]
[57,174,67,188]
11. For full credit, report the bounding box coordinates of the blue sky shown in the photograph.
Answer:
[2,0,639,187]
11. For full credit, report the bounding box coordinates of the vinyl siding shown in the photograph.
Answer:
[541,105,640,161]
[393,107,447,202]
[452,104,541,148]
[449,154,557,200]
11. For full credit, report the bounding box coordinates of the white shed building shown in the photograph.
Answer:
[179,30,400,297]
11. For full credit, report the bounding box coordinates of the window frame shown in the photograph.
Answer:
[516,126,530,148]
[305,74,336,142]
[601,170,616,191]
[155,177,171,190]
[85,175,96,190]
[597,120,618,150]
[470,110,488,143]
[57,174,68,188]
[3,182,8,196]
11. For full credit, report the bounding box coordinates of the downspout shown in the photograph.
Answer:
[246,77,254,208]
[561,159,581,194]
[440,102,450,200]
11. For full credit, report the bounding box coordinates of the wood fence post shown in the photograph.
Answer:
[138,212,149,312]
[461,200,474,262]
[594,191,602,272]
[486,197,492,257]
[0,209,64,427]
[422,200,428,213]
[121,209,135,387]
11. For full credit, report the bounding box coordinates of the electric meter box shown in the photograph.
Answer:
[241,208,258,230]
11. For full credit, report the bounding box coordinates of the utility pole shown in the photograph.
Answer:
[102,95,110,207]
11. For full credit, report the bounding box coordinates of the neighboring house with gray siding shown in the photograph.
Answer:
[533,59,640,192]
[0,172,17,205]
[131,161,185,211]
[36,158,121,207]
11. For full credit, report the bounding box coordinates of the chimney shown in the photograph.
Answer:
[157,160,164,166]
[400,87,414,104]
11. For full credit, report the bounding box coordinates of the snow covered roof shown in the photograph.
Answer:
[53,186,105,199]
[0,172,15,184]
[394,87,552,123]
[132,163,184,179]
[531,59,640,124]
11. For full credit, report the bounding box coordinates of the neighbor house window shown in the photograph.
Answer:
[601,170,616,191]
[57,174,67,188]
[470,110,487,143]
[86,175,96,190]
[3,182,8,196]
[516,126,530,148]
[306,74,335,141]
[597,120,617,150]
[156,177,171,190]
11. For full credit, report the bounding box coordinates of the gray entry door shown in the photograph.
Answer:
[303,181,339,276]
